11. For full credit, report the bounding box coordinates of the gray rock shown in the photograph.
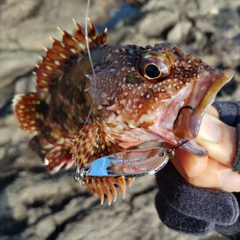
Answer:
[138,10,179,38]
[0,84,14,110]
[167,21,192,43]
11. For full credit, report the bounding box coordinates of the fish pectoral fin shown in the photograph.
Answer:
[71,123,122,167]
[71,123,131,205]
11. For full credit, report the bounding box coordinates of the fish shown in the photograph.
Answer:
[13,19,234,205]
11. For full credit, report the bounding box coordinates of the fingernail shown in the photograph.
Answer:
[198,114,222,143]
[221,171,240,192]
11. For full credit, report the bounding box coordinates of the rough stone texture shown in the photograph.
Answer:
[0,0,239,239]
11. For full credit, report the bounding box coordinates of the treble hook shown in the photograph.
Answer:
[159,139,189,159]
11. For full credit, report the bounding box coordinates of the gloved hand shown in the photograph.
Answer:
[155,101,240,239]
[155,161,240,239]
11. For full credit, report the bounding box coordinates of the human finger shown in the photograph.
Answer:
[187,156,240,192]
[197,113,237,166]
[171,150,240,192]
[170,147,208,178]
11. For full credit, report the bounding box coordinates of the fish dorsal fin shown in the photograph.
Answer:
[36,19,108,91]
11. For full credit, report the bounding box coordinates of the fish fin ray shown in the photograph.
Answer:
[13,93,46,133]
[29,136,73,173]
[44,145,73,173]
[72,123,131,204]
[36,19,107,91]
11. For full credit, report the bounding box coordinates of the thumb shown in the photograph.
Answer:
[197,113,237,167]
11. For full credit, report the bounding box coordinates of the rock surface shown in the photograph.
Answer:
[1,0,240,239]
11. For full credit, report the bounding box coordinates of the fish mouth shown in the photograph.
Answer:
[173,68,234,155]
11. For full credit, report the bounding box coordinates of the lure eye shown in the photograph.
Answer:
[144,64,161,79]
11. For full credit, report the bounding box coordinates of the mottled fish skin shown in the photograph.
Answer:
[13,19,234,205]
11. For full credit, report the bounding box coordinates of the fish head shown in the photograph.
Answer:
[86,43,234,155]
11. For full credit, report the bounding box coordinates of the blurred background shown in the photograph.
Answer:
[0,0,240,239]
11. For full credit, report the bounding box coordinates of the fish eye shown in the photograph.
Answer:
[144,64,161,79]
[138,55,171,82]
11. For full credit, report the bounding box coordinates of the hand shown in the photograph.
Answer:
[155,104,240,237]
[170,106,239,192]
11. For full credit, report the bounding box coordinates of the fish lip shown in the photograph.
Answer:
[189,69,234,137]
[173,68,235,141]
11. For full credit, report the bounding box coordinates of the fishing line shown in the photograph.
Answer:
[83,0,96,127]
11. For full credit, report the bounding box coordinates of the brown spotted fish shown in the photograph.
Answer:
[13,19,234,204]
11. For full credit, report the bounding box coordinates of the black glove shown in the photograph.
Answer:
[155,162,240,239]
[155,101,240,239]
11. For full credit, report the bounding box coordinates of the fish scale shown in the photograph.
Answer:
[13,19,234,205]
